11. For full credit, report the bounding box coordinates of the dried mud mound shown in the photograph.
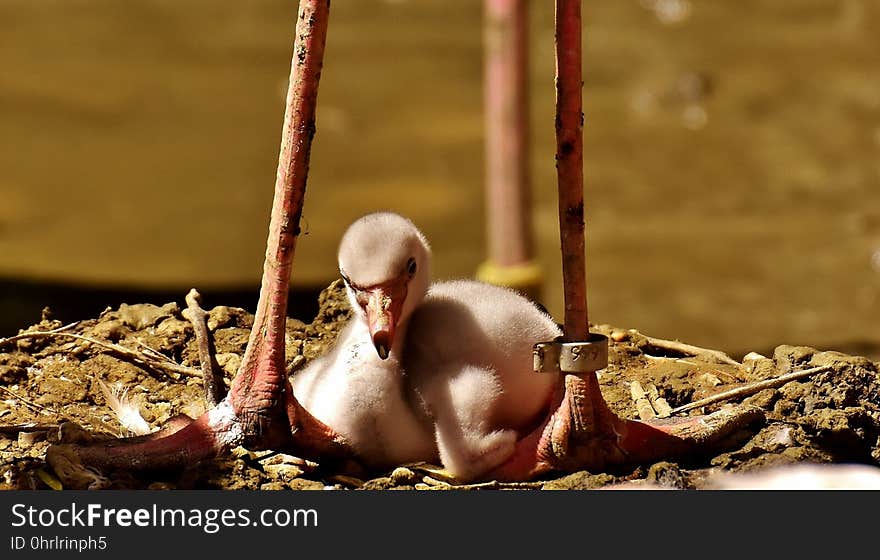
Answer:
[1,281,878,490]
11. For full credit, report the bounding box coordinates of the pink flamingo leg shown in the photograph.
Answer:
[46,0,352,488]
[487,0,762,481]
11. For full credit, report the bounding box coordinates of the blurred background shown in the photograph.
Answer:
[1,0,878,359]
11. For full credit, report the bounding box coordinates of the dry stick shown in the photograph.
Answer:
[641,335,740,367]
[630,381,658,421]
[0,330,196,380]
[1,320,193,377]
[0,424,60,435]
[0,321,80,346]
[134,340,181,365]
[183,288,225,407]
[0,386,54,415]
[668,365,833,416]
[420,477,546,490]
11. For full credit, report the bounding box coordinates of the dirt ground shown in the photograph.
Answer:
[1,280,877,491]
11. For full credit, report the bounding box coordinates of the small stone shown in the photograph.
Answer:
[207,307,235,331]
[18,431,47,447]
[631,381,656,420]
[264,463,305,482]
[287,478,325,490]
[390,466,420,486]
[646,462,685,489]
[765,425,796,448]
[773,345,817,373]
[743,388,779,410]
[542,471,617,490]
[652,396,673,417]
[743,355,776,380]
[0,365,26,385]
[610,330,628,343]
[116,303,176,331]
[155,318,192,338]
[262,452,306,466]
[699,373,723,387]
[180,401,206,420]
[36,378,88,405]
[207,306,251,331]
[360,477,394,490]
[810,350,875,371]
[215,353,242,379]
[88,319,126,342]
[230,446,255,460]
[148,402,171,424]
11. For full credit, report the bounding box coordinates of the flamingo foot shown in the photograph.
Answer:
[488,373,765,482]
[47,373,353,489]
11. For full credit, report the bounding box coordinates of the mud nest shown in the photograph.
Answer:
[1,280,878,490]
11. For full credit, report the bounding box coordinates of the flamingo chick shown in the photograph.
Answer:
[291,212,559,480]
[291,212,761,482]
[291,213,435,471]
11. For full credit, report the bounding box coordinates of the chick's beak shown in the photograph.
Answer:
[365,284,406,359]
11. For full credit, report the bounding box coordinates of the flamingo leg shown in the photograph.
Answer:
[488,373,764,482]
[44,0,349,489]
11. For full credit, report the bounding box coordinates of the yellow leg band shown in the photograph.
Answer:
[475,259,544,293]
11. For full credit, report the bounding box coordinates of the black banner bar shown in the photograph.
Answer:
[0,490,873,557]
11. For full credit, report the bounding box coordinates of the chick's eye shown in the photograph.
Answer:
[407,258,417,277]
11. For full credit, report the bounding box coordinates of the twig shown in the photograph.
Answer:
[134,340,180,365]
[641,335,741,366]
[646,382,673,417]
[669,365,833,416]
[183,288,225,406]
[0,321,80,346]
[1,330,199,380]
[419,477,546,490]
[461,479,546,490]
[0,423,59,435]
[630,381,657,420]
[0,386,55,415]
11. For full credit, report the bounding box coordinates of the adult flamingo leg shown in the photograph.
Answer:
[486,0,763,482]
[46,0,352,488]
